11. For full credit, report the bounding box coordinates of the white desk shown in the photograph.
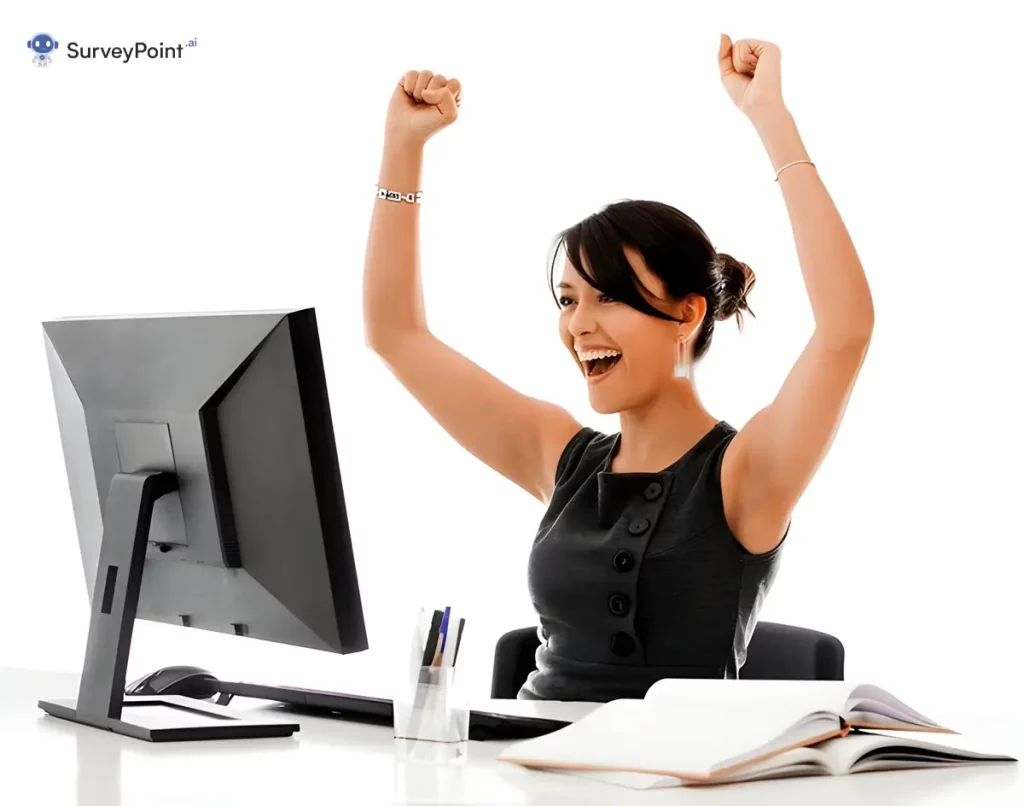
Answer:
[3,666,1020,804]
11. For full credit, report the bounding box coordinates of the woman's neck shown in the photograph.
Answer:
[611,378,719,473]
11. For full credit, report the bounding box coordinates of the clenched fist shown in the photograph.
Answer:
[718,35,784,121]
[385,70,462,147]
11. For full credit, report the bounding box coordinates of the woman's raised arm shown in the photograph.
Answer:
[363,71,580,503]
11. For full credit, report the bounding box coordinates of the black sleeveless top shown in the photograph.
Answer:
[520,421,785,701]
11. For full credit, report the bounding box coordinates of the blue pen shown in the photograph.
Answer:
[439,606,451,652]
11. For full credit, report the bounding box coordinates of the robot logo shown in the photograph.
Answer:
[28,33,58,67]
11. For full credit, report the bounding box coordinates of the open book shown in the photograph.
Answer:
[497,679,1016,788]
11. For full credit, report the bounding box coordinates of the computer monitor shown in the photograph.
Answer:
[38,307,367,741]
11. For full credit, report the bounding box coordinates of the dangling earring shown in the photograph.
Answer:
[673,338,694,379]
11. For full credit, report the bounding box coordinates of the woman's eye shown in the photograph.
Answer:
[558,296,574,307]
[598,294,616,304]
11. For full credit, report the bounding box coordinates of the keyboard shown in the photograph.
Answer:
[214,680,572,740]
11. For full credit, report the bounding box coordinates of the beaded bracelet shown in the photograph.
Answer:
[375,185,422,203]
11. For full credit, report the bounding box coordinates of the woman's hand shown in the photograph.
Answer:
[717,34,785,122]
[385,70,462,148]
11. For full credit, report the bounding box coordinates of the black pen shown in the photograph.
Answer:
[452,618,466,666]
[420,609,443,668]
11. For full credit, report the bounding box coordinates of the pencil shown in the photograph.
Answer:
[452,618,466,665]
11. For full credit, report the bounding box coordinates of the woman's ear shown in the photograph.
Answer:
[678,294,707,337]
[674,299,703,377]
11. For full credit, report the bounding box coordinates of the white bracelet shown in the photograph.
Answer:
[774,160,815,182]
[375,185,422,203]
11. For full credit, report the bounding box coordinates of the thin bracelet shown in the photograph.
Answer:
[774,159,815,181]
[375,185,422,203]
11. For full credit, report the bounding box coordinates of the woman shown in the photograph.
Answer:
[363,35,874,701]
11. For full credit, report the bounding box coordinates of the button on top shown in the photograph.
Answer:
[612,549,635,572]
[608,592,631,616]
[644,482,663,500]
[628,517,650,536]
[611,631,636,657]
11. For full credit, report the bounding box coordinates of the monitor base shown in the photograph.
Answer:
[38,694,298,742]
[37,471,293,742]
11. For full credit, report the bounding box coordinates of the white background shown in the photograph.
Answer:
[1,0,1021,715]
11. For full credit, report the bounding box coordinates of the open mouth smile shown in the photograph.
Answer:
[577,348,622,384]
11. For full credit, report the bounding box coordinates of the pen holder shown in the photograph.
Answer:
[393,666,470,762]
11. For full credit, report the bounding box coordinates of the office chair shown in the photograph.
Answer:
[489,621,845,699]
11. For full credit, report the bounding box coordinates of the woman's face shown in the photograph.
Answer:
[557,246,705,414]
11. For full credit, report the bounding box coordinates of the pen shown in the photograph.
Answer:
[440,615,464,670]
[420,609,443,668]
[452,617,466,665]
[433,606,451,667]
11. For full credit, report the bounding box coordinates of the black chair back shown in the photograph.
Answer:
[490,627,544,701]
[490,621,844,699]
[741,621,844,681]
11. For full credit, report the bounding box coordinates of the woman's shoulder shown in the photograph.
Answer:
[688,420,740,487]
[552,425,614,487]
[659,420,739,479]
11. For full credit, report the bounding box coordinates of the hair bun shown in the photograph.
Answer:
[713,252,756,325]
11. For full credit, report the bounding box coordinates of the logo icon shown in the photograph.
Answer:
[28,33,58,67]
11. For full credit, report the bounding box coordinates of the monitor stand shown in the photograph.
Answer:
[38,470,299,741]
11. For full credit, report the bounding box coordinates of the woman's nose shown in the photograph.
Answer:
[567,304,596,336]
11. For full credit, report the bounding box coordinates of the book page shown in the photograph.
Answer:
[820,729,1018,772]
[545,755,830,790]
[645,678,856,707]
[693,728,1016,784]
[644,679,856,726]
[844,684,946,730]
[644,679,951,733]
[498,697,840,780]
[709,746,835,784]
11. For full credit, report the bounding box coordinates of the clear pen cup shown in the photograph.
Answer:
[393,666,470,763]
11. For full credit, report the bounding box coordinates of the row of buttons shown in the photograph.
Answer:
[608,480,663,656]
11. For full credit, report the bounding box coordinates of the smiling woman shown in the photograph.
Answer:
[363,43,873,702]
[550,200,755,409]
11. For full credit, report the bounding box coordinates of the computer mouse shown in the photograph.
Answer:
[125,665,219,699]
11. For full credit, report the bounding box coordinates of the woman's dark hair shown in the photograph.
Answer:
[548,199,755,360]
